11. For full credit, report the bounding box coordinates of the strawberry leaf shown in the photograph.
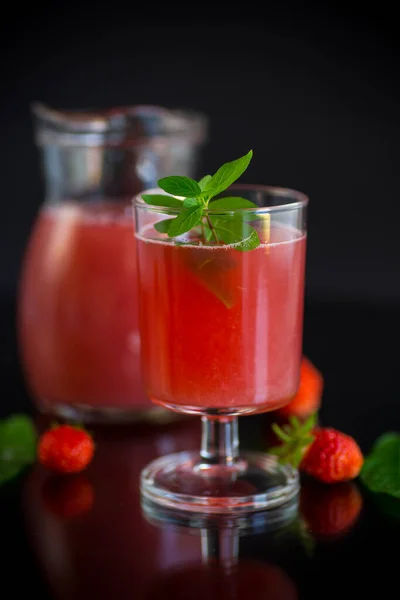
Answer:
[268,413,317,468]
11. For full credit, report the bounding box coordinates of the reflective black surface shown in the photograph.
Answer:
[2,298,400,598]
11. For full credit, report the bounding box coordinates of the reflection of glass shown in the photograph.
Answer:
[18,104,208,424]
[135,185,308,512]
[142,500,299,600]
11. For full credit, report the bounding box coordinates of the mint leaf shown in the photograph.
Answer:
[154,219,174,234]
[0,414,37,463]
[360,433,400,498]
[0,414,37,486]
[182,250,238,308]
[198,174,212,190]
[210,217,260,251]
[158,176,201,198]
[142,194,183,209]
[168,205,203,237]
[372,492,400,521]
[204,150,253,199]
[0,462,26,486]
[209,197,258,210]
[183,198,202,209]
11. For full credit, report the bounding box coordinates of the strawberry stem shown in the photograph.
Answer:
[271,424,292,443]
[268,413,318,469]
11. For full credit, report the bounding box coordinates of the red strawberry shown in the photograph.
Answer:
[278,356,324,420]
[300,480,363,538]
[269,415,363,483]
[42,474,94,518]
[301,428,363,483]
[38,424,95,474]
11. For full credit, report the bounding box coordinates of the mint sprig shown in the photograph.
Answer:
[360,433,400,498]
[141,150,261,252]
[0,414,37,486]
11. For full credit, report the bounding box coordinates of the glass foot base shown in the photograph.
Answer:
[38,402,180,425]
[140,451,299,514]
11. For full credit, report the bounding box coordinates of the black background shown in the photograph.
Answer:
[2,1,400,423]
[1,1,399,429]
[2,1,400,304]
[1,3,400,597]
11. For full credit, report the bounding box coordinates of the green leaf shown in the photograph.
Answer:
[168,205,203,237]
[372,492,400,521]
[299,413,318,435]
[360,433,400,497]
[198,174,212,190]
[0,414,37,464]
[208,196,258,210]
[0,414,37,486]
[210,217,260,251]
[154,218,174,234]
[272,423,291,443]
[0,462,27,486]
[158,176,201,198]
[183,198,202,209]
[267,412,317,469]
[204,150,253,199]
[182,249,238,308]
[141,194,183,209]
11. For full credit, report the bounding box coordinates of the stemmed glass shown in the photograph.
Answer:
[134,184,308,513]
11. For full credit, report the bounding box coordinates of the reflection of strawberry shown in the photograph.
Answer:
[278,356,323,420]
[300,480,363,539]
[38,424,95,474]
[270,415,363,483]
[42,474,94,518]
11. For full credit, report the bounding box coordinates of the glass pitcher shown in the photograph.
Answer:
[18,103,208,423]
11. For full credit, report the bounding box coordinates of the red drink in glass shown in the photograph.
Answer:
[137,225,306,414]
[135,183,308,513]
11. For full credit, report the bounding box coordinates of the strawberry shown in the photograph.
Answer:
[38,424,95,474]
[278,356,324,420]
[42,474,94,518]
[269,414,363,483]
[301,428,363,483]
[300,480,363,538]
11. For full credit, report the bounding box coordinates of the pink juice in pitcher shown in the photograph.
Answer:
[18,201,148,418]
[17,103,208,422]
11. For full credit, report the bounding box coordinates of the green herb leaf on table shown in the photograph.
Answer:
[360,432,400,498]
[0,414,37,486]
[141,194,184,209]
[371,491,400,521]
[158,176,201,198]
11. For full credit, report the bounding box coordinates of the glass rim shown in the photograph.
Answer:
[134,183,309,216]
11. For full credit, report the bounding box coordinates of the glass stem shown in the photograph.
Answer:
[200,416,239,466]
[201,528,239,571]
